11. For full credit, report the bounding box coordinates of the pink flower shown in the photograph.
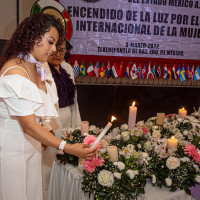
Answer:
[143,128,149,134]
[184,144,200,164]
[165,114,176,118]
[83,156,104,172]
[83,135,102,150]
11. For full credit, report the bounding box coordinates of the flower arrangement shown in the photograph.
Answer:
[56,108,200,199]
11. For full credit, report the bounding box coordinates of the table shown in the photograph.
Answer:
[47,159,195,200]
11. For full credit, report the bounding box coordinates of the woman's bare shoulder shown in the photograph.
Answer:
[0,58,28,78]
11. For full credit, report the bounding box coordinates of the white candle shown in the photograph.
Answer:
[90,116,116,149]
[128,101,137,130]
[81,121,89,135]
[167,136,178,150]
[156,113,165,126]
[178,107,187,118]
[107,146,119,162]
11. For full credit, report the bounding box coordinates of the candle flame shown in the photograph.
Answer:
[172,136,175,139]
[181,107,185,110]
[132,101,135,107]
[111,116,116,122]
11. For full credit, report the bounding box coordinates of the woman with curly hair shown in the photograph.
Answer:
[0,13,97,200]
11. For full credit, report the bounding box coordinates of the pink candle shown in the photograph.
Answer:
[178,107,187,119]
[128,101,137,130]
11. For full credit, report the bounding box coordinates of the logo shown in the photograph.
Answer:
[81,0,101,3]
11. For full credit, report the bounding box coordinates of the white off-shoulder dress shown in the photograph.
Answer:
[0,66,58,200]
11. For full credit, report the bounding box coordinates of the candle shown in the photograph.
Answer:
[81,121,89,135]
[107,146,119,162]
[178,107,187,118]
[167,136,178,150]
[156,113,165,126]
[90,116,116,149]
[128,101,137,130]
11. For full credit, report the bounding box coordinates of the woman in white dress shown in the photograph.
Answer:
[0,13,97,200]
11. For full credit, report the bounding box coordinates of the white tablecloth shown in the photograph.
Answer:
[47,159,195,200]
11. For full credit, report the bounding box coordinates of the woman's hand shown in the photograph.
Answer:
[64,143,98,160]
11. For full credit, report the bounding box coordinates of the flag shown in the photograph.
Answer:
[176,64,181,77]
[168,65,172,79]
[105,61,111,78]
[118,62,124,77]
[179,66,187,82]
[136,63,142,79]
[194,66,200,81]
[185,65,190,79]
[94,61,100,77]
[130,63,138,80]
[125,63,130,78]
[141,64,147,79]
[111,62,119,78]
[172,64,177,79]
[87,61,94,77]
[147,62,151,79]
[80,61,87,77]
[99,62,106,77]
[189,65,194,80]
[163,64,169,79]
[157,64,162,78]
[73,60,79,77]
[150,64,156,79]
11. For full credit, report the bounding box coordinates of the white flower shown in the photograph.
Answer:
[141,152,149,159]
[163,123,171,129]
[113,172,121,179]
[126,144,135,153]
[113,161,125,171]
[98,170,114,187]
[166,157,180,170]
[165,178,172,186]
[144,141,152,151]
[152,130,161,139]
[137,144,141,149]
[99,148,107,154]
[126,169,138,179]
[180,157,190,162]
[131,127,142,137]
[153,125,159,130]
[152,174,156,184]
[183,130,188,135]
[89,125,96,132]
[177,118,183,122]
[112,127,121,137]
[116,134,122,140]
[121,131,130,141]
[101,139,109,148]
[193,164,199,172]
[137,121,145,127]
[195,175,200,183]
[120,124,128,131]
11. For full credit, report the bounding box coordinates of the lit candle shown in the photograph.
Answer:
[178,107,187,118]
[128,101,137,130]
[167,136,178,150]
[107,146,119,162]
[81,121,89,135]
[90,116,116,149]
[156,113,165,126]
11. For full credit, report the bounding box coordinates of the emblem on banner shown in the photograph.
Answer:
[31,0,73,52]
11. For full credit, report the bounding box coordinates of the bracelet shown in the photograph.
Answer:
[58,140,66,152]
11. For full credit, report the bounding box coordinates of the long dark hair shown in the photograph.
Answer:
[0,12,65,67]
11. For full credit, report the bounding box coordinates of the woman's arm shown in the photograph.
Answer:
[18,114,97,159]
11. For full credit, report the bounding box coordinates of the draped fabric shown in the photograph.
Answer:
[49,64,76,108]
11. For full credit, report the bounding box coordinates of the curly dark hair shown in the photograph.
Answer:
[0,12,65,67]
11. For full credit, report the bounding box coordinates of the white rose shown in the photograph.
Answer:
[126,169,138,179]
[98,170,114,187]
[121,131,130,141]
[113,161,125,171]
[153,125,159,130]
[120,124,128,131]
[113,172,121,179]
[177,118,183,122]
[195,175,200,183]
[144,141,152,151]
[141,152,149,159]
[183,130,188,135]
[163,123,171,129]
[116,134,122,140]
[165,178,172,186]
[137,144,141,149]
[112,127,121,137]
[166,157,180,170]
[101,139,109,148]
[152,130,161,139]
[89,125,96,132]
